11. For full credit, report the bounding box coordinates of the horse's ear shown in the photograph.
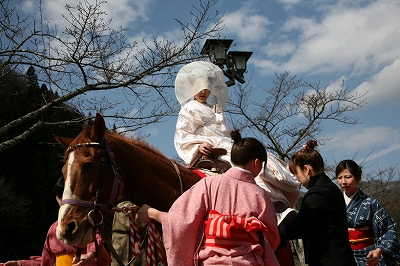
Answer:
[90,113,106,142]
[54,134,74,149]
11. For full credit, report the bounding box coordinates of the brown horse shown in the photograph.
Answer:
[54,113,201,248]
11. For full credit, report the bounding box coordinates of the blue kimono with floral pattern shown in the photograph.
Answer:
[346,189,400,265]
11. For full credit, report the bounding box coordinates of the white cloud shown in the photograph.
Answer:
[279,0,302,5]
[366,143,400,163]
[262,42,296,57]
[222,6,271,43]
[353,58,400,106]
[27,0,153,31]
[328,126,396,150]
[321,126,400,165]
[257,1,400,76]
[145,127,160,137]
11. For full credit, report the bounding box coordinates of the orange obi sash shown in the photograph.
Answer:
[348,226,374,250]
[55,245,112,266]
[56,253,75,266]
[204,210,269,250]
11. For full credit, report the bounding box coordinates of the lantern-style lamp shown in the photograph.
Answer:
[201,39,252,86]
[227,51,253,79]
[201,39,233,67]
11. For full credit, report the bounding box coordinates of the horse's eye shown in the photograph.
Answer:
[83,162,93,171]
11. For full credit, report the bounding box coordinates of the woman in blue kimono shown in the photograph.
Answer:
[336,160,400,266]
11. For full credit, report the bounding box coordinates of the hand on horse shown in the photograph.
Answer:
[138,204,162,223]
[2,261,20,266]
[199,143,213,156]
[72,252,95,266]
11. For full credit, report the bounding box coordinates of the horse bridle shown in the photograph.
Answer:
[61,138,131,265]
[61,138,124,225]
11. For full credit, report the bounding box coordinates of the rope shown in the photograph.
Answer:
[146,222,165,266]
[129,209,142,258]
[128,207,165,266]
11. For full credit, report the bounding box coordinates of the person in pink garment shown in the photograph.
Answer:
[138,130,280,266]
[1,177,111,266]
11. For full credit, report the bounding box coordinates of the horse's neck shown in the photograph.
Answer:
[110,137,200,210]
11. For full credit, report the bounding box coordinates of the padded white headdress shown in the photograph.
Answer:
[175,61,228,108]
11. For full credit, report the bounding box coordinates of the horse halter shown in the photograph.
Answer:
[61,138,124,226]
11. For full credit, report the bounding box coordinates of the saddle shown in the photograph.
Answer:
[190,148,231,174]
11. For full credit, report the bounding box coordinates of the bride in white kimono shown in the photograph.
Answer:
[173,61,300,215]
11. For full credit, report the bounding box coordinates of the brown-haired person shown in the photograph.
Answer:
[278,140,356,266]
[138,130,280,266]
[336,159,400,266]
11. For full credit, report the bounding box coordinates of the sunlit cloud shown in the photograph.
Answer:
[353,58,400,106]
[21,0,153,30]
[256,1,400,77]
[222,5,271,43]
[321,126,400,165]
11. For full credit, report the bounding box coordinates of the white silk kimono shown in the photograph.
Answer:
[160,167,280,266]
[174,100,300,211]
[174,100,233,164]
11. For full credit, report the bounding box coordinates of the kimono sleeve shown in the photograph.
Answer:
[161,178,210,265]
[174,106,209,164]
[18,257,41,266]
[370,199,400,260]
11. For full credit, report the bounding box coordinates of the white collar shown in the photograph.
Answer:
[344,188,358,205]
[233,166,251,174]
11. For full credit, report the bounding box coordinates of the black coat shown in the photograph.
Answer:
[278,173,356,266]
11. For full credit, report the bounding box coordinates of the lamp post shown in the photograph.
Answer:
[201,39,253,87]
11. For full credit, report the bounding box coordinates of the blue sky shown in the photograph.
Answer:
[19,0,400,174]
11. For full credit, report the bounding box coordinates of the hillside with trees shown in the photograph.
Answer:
[0,65,84,261]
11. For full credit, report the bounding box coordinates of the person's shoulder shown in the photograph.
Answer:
[48,221,58,232]
[202,172,228,184]
[309,179,343,200]
[313,175,340,191]
[358,189,384,207]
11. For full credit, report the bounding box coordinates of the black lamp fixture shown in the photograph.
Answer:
[201,39,253,87]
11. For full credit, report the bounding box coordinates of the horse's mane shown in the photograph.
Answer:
[105,130,169,159]
[66,126,173,164]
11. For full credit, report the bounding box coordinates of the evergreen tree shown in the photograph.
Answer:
[0,66,85,261]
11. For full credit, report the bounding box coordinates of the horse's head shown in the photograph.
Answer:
[54,113,123,247]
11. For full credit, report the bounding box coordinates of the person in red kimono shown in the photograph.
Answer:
[2,177,111,266]
[138,130,280,266]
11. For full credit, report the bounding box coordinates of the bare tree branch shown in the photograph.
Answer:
[226,71,366,160]
[0,0,224,153]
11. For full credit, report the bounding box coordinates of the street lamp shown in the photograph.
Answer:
[201,39,253,87]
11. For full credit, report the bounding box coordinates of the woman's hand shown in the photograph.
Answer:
[72,252,95,266]
[366,248,383,266]
[138,204,152,223]
[138,204,162,223]
[199,143,213,156]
